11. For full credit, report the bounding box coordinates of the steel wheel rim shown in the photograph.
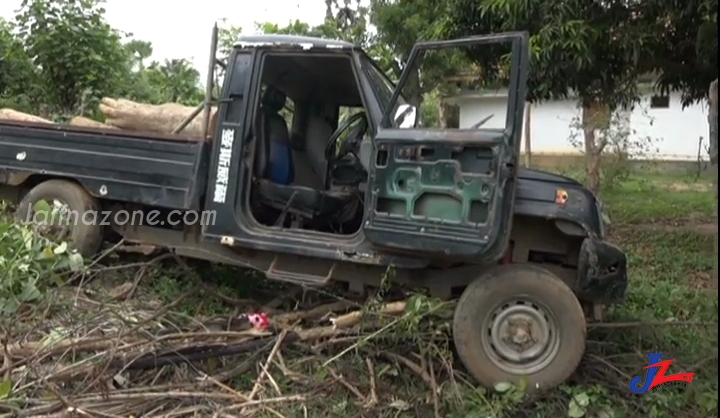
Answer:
[481,297,560,375]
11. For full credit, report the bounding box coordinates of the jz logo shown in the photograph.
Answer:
[628,352,694,393]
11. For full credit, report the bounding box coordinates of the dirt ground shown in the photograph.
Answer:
[633,220,717,235]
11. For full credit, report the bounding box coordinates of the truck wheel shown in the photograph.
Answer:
[453,264,586,393]
[14,179,103,258]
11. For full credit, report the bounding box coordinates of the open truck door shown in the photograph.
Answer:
[364,32,529,260]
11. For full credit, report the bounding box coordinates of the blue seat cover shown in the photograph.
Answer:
[267,139,293,185]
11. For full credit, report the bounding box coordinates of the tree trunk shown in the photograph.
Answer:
[2,101,215,140]
[0,108,52,124]
[438,99,447,128]
[709,78,718,290]
[581,101,610,195]
[69,116,118,130]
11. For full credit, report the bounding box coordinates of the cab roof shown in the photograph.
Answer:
[234,34,355,50]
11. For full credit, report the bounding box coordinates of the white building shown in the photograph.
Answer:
[446,89,710,161]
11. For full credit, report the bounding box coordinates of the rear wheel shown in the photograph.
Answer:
[453,264,586,393]
[14,179,104,257]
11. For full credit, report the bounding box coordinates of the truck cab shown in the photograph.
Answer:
[202,33,528,269]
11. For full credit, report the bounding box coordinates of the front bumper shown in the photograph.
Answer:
[576,236,628,302]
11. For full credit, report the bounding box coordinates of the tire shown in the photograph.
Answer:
[453,264,586,394]
[14,179,104,258]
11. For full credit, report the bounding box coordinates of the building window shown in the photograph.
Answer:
[650,95,669,108]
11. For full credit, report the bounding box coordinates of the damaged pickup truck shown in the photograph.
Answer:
[0,29,627,393]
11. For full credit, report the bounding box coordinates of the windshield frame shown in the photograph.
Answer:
[358,52,408,126]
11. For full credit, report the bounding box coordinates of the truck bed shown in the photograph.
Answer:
[0,120,209,210]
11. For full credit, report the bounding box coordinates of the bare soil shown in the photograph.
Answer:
[632,221,718,235]
[665,181,714,192]
[688,270,715,290]
[626,210,717,235]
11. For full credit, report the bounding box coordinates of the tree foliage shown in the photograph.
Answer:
[255,0,371,47]
[143,59,204,105]
[445,0,717,106]
[0,18,36,112]
[14,0,130,115]
[370,0,471,107]
[445,0,651,109]
[1,0,205,119]
[639,0,717,106]
[442,0,717,192]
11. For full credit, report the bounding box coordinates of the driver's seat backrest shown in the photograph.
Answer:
[305,103,335,187]
[255,86,294,185]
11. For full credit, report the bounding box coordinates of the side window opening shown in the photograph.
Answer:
[247,52,369,236]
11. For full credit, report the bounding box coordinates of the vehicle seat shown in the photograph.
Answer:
[254,87,357,220]
[260,87,294,185]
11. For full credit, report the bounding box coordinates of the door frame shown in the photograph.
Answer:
[204,46,421,266]
[202,48,257,239]
[364,32,530,260]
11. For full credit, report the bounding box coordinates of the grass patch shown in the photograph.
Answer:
[586,172,717,418]
[602,178,715,225]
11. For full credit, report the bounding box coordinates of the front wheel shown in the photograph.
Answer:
[453,264,586,393]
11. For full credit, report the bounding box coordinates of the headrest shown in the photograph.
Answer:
[262,86,286,112]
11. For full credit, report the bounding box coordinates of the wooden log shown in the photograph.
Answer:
[0,108,52,124]
[99,98,217,138]
[68,116,119,130]
[1,102,218,140]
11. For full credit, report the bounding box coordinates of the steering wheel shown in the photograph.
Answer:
[324,112,368,162]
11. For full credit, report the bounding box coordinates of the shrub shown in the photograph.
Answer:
[0,218,83,317]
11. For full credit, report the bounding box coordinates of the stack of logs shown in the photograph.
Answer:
[0,98,217,140]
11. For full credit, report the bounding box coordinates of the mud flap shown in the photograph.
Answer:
[576,236,628,302]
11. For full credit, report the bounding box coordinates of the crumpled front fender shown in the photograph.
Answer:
[576,236,628,303]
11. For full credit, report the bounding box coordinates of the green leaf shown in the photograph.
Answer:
[206,356,218,372]
[40,328,66,349]
[1,298,20,316]
[516,376,527,391]
[568,395,588,417]
[573,392,590,407]
[19,281,42,302]
[313,367,327,380]
[0,378,11,398]
[493,381,513,393]
[40,246,54,258]
[32,199,51,213]
[68,252,84,271]
[596,409,615,418]
[388,399,410,410]
[53,241,68,255]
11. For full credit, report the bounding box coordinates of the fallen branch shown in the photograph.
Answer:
[588,320,718,328]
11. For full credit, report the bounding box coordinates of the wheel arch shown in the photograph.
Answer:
[509,214,586,263]
[1,172,94,203]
